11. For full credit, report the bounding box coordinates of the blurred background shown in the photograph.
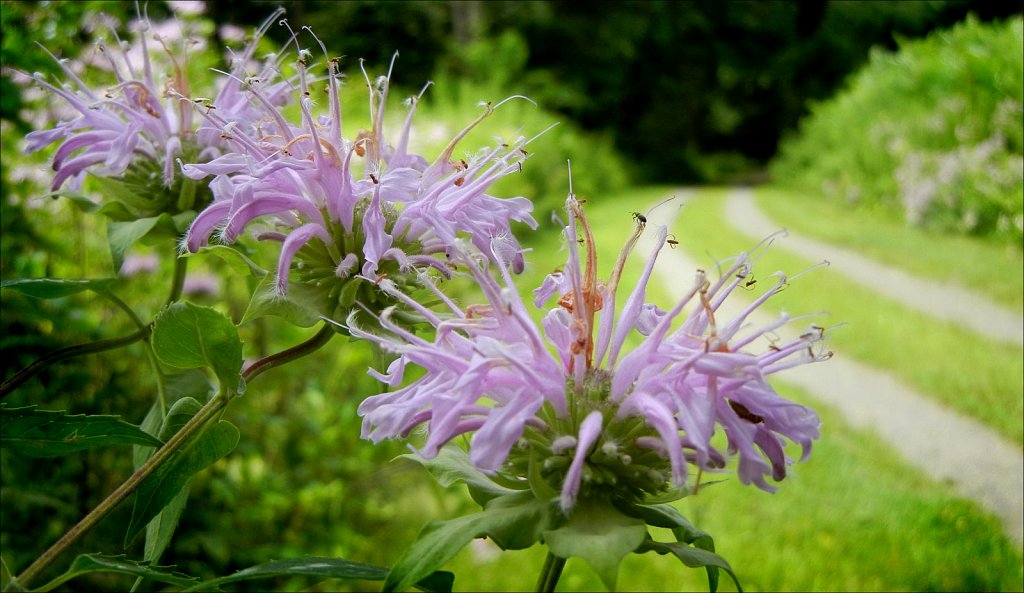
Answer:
[1,1,1022,591]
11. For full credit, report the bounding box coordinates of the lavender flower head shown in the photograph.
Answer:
[23,6,289,219]
[182,27,539,321]
[351,194,831,512]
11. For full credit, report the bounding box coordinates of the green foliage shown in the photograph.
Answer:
[0,406,162,457]
[772,16,1024,244]
[0,278,117,300]
[151,302,243,391]
[125,397,240,546]
[33,554,200,592]
[544,503,647,591]
[179,557,453,593]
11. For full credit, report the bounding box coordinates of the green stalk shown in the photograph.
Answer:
[241,323,335,383]
[13,392,230,589]
[0,330,146,399]
[165,255,188,306]
[535,551,567,593]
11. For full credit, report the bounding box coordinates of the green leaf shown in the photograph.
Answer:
[180,557,453,593]
[107,215,177,271]
[125,397,239,545]
[93,176,156,213]
[385,493,555,592]
[152,302,243,388]
[527,448,560,504]
[34,554,198,592]
[186,245,268,278]
[0,406,162,458]
[637,539,742,593]
[615,501,722,591]
[143,484,190,564]
[136,377,209,568]
[0,556,23,592]
[403,447,525,505]
[239,274,320,328]
[40,189,99,213]
[133,370,212,468]
[0,277,116,299]
[543,501,648,591]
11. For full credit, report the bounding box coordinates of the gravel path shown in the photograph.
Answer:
[639,187,1024,548]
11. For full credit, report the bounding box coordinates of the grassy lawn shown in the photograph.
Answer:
[596,186,1022,444]
[754,186,1024,311]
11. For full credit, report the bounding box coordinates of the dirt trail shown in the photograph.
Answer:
[638,188,1023,548]
[725,189,1024,346]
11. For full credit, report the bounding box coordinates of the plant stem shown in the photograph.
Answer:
[165,255,188,306]
[13,392,230,589]
[535,551,567,593]
[0,329,147,399]
[101,291,148,334]
[241,323,335,384]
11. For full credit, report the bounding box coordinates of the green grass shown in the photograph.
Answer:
[622,186,1023,444]
[754,186,1024,311]
[431,388,1023,592]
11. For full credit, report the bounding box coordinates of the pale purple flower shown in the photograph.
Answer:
[119,252,159,276]
[350,196,829,511]
[24,7,288,199]
[181,29,539,310]
[182,273,220,297]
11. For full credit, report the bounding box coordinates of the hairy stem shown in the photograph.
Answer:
[13,392,230,589]
[0,329,147,399]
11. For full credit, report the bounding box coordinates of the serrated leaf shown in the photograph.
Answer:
[180,557,453,593]
[0,406,163,458]
[637,539,741,592]
[0,278,116,299]
[34,554,198,592]
[152,302,243,388]
[125,397,239,545]
[107,215,177,271]
[543,501,647,591]
[239,274,320,328]
[385,492,554,592]
[186,245,268,278]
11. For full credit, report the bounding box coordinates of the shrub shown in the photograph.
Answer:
[771,16,1023,244]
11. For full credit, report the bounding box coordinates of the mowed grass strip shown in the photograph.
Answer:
[755,186,1024,311]
[615,187,1022,444]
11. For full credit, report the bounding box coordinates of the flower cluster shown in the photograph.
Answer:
[352,196,829,511]
[181,28,539,320]
[24,7,289,219]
